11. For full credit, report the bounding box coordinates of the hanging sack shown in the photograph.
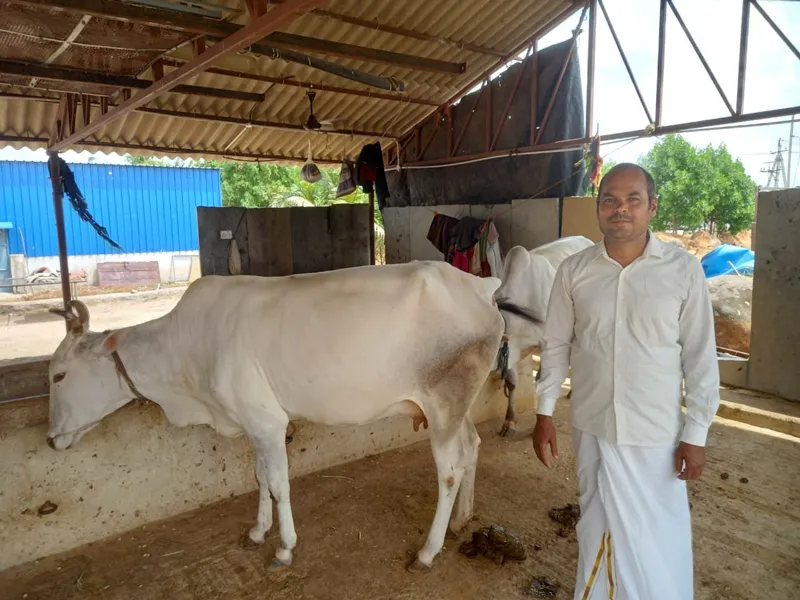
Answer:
[300,140,322,183]
[336,159,356,198]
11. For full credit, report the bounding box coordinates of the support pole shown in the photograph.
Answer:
[585,0,597,137]
[47,152,72,316]
[655,0,667,126]
[736,0,750,115]
[368,191,376,266]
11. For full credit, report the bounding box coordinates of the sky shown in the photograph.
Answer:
[1,0,798,186]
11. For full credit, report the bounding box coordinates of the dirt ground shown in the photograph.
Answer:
[0,293,181,361]
[1,409,798,600]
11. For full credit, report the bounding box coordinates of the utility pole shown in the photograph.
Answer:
[761,138,786,188]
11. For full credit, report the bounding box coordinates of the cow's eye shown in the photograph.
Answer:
[53,373,66,383]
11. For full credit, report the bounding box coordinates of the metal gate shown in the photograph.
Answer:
[0,228,11,293]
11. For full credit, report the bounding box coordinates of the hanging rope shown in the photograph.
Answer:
[57,158,122,251]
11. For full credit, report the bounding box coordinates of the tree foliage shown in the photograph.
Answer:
[638,135,754,235]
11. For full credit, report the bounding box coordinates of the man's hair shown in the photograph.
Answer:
[597,163,657,207]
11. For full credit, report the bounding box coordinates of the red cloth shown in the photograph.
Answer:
[452,247,473,272]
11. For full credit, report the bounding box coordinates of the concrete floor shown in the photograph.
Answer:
[1,406,798,600]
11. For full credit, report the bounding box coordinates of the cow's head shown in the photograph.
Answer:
[47,300,129,450]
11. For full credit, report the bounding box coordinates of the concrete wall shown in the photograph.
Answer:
[383,198,560,264]
[748,188,800,401]
[0,364,537,570]
[14,252,198,288]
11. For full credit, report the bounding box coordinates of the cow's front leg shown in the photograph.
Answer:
[248,451,273,545]
[252,427,297,567]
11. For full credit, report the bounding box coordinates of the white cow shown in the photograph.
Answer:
[494,236,595,435]
[46,261,532,572]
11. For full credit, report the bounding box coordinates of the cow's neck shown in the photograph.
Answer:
[111,314,196,406]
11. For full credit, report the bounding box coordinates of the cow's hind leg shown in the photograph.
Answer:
[246,450,274,546]
[499,365,519,437]
[409,420,476,572]
[409,337,497,572]
[448,418,480,536]
[250,424,298,567]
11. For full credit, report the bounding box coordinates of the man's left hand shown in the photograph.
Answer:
[675,442,706,480]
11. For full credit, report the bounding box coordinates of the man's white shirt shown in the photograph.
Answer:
[536,233,720,447]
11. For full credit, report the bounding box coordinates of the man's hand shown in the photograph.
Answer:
[675,441,706,480]
[532,415,559,468]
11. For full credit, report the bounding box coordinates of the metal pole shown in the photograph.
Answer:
[585,0,597,137]
[787,115,794,188]
[736,0,750,115]
[368,191,376,265]
[47,151,72,315]
[655,0,667,126]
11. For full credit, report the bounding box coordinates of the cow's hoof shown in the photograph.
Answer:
[499,422,516,437]
[407,557,432,574]
[239,533,262,551]
[269,557,292,570]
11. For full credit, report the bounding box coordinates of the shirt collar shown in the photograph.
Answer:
[592,230,664,262]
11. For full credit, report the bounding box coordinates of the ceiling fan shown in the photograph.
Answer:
[303,90,350,131]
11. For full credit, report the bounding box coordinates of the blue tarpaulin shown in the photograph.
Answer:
[700,244,755,278]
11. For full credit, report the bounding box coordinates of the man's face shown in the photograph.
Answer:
[597,167,657,243]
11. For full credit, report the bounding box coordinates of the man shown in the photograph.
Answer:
[533,163,720,599]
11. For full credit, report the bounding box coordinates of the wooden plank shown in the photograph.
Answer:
[246,208,293,276]
[197,207,249,276]
[290,207,333,274]
[265,209,294,276]
[329,204,371,270]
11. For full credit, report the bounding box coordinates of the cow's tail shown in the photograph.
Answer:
[495,298,543,325]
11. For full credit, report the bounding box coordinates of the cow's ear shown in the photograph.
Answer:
[84,331,118,357]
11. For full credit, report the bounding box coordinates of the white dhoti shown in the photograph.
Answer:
[572,429,693,600]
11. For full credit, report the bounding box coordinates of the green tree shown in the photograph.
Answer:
[638,135,754,235]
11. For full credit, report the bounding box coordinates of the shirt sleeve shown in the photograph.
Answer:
[536,261,575,416]
[678,258,721,446]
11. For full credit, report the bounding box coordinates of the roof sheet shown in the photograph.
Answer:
[0,0,577,163]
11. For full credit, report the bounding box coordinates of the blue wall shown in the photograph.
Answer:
[0,161,222,257]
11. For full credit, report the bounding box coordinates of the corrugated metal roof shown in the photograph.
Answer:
[0,0,577,163]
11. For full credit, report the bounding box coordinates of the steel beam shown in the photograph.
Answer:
[8,89,390,139]
[47,151,72,313]
[667,0,735,116]
[17,0,465,74]
[0,60,266,103]
[49,0,326,152]
[452,84,485,156]
[158,58,435,105]
[751,1,800,62]
[737,0,751,115]
[491,51,528,151]
[7,106,799,166]
[135,106,390,139]
[535,5,588,145]
[303,7,504,57]
[598,0,653,124]
[402,105,800,166]
[585,0,597,137]
[530,46,539,147]
[212,38,406,92]
[655,0,667,126]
